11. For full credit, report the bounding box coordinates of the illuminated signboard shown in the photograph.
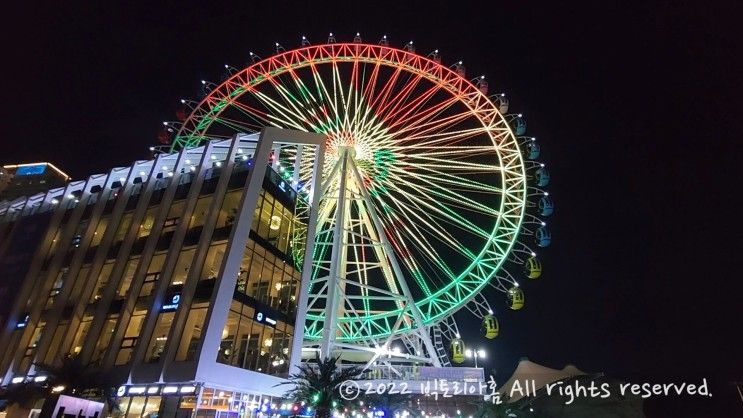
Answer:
[16,314,30,329]
[254,311,277,328]
[16,164,47,176]
[161,294,181,311]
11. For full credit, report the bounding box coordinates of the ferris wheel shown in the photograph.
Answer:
[163,34,553,367]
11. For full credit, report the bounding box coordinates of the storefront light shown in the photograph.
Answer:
[163,386,179,394]
[147,386,160,395]
[180,385,197,394]
[11,377,24,384]
[128,386,146,395]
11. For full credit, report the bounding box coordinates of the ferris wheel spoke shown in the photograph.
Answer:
[381,192,480,264]
[388,125,489,149]
[381,95,460,134]
[248,90,311,131]
[401,153,503,173]
[331,61,350,124]
[269,77,318,125]
[368,64,405,116]
[376,202,460,284]
[353,193,408,302]
[309,63,341,126]
[393,173,503,206]
[360,59,382,106]
[374,72,425,123]
[390,145,497,158]
[393,164,503,196]
[228,100,277,129]
[347,213,372,315]
[384,170,501,218]
[381,81,444,128]
[257,88,321,131]
[377,197,479,269]
[286,67,321,105]
[212,114,266,133]
[383,182,491,240]
[388,108,473,143]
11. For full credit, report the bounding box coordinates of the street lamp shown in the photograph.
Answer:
[465,348,486,368]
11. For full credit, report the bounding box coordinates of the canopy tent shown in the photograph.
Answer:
[499,358,587,402]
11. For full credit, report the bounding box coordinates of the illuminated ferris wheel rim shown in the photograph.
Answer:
[174,43,517,149]
[171,42,529,339]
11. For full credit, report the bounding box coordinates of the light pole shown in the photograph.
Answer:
[465,348,486,368]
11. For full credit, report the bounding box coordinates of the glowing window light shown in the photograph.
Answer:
[269,215,281,230]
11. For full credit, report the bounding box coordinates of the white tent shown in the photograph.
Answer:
[499,358,587,402]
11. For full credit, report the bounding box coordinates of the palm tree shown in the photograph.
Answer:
[0,382,48,412]
[33,354,123,414]
[34,354,88,395]
[279,354,362,418]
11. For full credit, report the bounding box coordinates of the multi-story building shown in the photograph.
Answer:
[0,162,70,202]
[0,128,325,418]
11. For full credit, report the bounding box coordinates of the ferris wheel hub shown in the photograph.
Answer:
[336,145,357,158]
[327,128,376,163]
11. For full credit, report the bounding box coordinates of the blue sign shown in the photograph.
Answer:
[253,311,277,328]
[162,294,181,311]
[16,314,30,329]
[16,164,47,176]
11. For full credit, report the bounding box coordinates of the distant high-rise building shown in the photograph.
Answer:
[0,162,70,202]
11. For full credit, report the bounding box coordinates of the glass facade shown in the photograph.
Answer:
[117,386,274,418]
[2,160,305,372]
[0,132,322,418]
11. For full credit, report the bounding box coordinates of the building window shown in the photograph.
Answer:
[174,302,209,362]
[250,190,296,255]
[169,248,196,285]
[18,323,45,372]
[117,258,140,298]
[140,272,160,298]
[141,252,166,296]
[125,396,147,418]
[236,241,300,316]
[115,309,147,366]
[90,217,109,247]
[92,315,119,364]
[201,243,226,281]
[145,312,175,363]
[90,262,114,303]
[138,206,160,238]
[218,301,293,377]
[217,190,242,229]
[69,316,93,356]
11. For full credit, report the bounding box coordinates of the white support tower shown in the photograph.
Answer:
[309,148,441,368]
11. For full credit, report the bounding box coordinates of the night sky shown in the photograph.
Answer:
[2,2,741,416]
